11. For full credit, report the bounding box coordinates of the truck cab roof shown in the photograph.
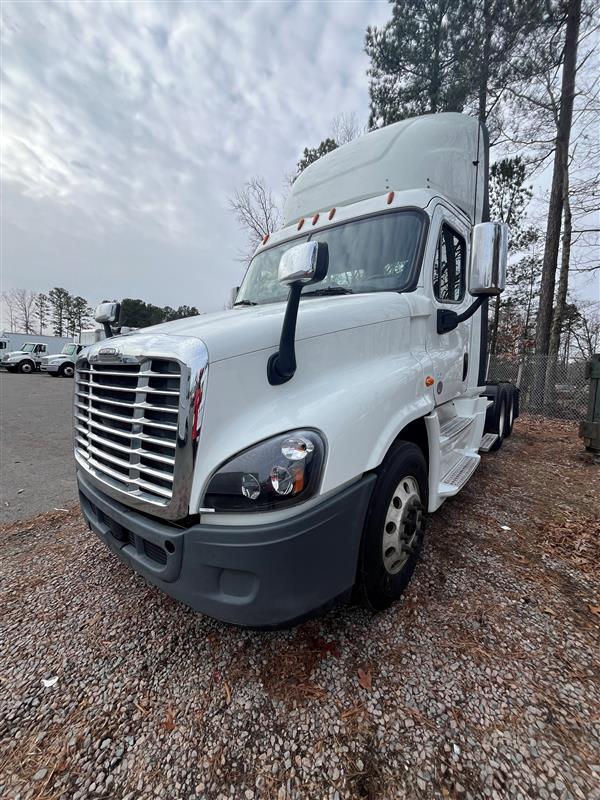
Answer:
[283,112,487,227]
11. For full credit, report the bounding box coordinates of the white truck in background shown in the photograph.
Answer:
[40,329,106,377]
[74,113,517,627]
[1,335,75,374]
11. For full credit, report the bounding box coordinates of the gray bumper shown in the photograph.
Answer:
[77,470,376,628]
[41,363,59,373]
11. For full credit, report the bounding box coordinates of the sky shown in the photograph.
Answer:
[1,0,390,315]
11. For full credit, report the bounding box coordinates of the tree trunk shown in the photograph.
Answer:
[533,0,581,406]
[544,160,572,408]
[478,0,492,124]
[489,295,501,356]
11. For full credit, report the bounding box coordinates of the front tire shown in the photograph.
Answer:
[18,360,35,374]
[59,363,75,378]
[357,442,427,611]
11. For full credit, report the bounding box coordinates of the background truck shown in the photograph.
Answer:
[40,328,108,377]
[74,112,517,628]
[1,335,75,373]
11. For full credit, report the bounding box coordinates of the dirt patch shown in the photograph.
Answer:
[0,417,598,800]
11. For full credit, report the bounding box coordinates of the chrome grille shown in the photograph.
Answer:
[73,334,208,520]
[75,359,181,504]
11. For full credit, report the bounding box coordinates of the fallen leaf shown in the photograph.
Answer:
[543,607,556,616]
[588,605,600,616]
[42,676,58,688]
[163,706,176,732]
[223,681,231,705]
[357,667,372,691]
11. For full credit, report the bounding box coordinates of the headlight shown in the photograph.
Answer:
[204,430,325,512]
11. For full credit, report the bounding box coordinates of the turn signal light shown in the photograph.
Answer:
[425,376,435,387]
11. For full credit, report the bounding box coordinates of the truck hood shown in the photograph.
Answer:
[126,292,431,363]
[2,350,29,359]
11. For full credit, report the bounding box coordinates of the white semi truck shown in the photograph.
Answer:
[74,113,517,627]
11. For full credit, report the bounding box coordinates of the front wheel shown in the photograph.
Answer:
[356,441,427,610]
[59,363,75,378]
[18,360,35,374]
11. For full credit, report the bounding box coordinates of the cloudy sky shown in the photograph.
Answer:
[1,0,390,314]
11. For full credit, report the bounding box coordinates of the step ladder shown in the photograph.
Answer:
[439,453,480,498]
[439,416,473,441]
[479,432,498,452]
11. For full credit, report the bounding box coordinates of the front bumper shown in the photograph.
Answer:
[41,363,60,373]
[77,470,376,627]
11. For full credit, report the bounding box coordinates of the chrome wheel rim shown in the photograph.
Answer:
[382,475,423,575]
[22,363,32,373]
[64,365,74,377]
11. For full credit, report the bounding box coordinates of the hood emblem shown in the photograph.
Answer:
[94,346,122,362]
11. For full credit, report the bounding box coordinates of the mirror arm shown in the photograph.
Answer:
[102,321,114,339]
[437,295,487,334]
[267,282,303,385]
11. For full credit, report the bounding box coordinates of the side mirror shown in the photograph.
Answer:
[94,302,121,324]
[469,222,507,296]
[94,302,121,339]
[278,241,329,286]
[268,242,329,385]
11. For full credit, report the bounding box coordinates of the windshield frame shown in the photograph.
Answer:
[237,207,430,306]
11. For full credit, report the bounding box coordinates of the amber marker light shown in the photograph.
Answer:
[262,234,269,245]
[297,218,305,230]
[312,213,320,225]
[425,376,435,387]
[328,207,336,220]
[387,191,395,205]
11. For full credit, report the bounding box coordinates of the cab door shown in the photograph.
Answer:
[425,205,472,405]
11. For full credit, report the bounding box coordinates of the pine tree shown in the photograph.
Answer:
[297,138,338,175]
[47,287,72,337]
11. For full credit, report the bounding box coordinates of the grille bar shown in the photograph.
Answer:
[74,403,178,431]
[81,452,173,499]
[83,430,176,466]
[75,393,179,414]
[76,379,179,396]
[75,415,178,448]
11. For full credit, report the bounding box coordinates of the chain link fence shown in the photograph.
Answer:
[487,354,589,421]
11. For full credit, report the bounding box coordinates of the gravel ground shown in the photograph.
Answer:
[1,417,598,800]
[0,372,76,523]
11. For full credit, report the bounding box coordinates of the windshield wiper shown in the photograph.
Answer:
[233,300,258,306]
[302,286,353,297]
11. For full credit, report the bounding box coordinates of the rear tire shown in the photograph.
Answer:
[501,384,515,438]
[356,442,427,611]
[18,360,35,374]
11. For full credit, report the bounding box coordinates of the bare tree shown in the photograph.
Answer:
[1,291,18,331]
[5,288,38,333]
[228,176,281,263]
[330,112,362,145]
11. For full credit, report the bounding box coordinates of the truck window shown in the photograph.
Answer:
[62,344,77,355]
[23,343,35,352]
[433,224,466,303]
[236,210,424,306]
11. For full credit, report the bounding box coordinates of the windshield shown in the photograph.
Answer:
[236,210,423,306]
[62,344,77,355]
[23,343,35,352]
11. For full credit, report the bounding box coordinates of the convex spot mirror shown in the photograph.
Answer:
[278,241,329,286]
[94,302,121,324]
[469,222,508,296]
